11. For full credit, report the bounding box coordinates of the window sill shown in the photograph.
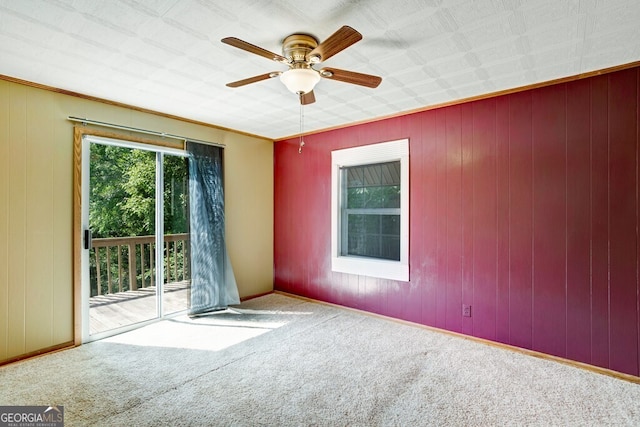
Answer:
[332,256,409,282]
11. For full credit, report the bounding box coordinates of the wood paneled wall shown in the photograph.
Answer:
[0,78,274,364]
[0,83,72,362]
[274,67,640,377]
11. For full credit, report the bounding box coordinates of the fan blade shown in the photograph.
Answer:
[300,91,316,105]
[221,37,288,63]
[308,26,362,62]
[320,68,382,88]
[226,72,279,88]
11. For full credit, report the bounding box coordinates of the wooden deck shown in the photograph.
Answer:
[89,281,190,335]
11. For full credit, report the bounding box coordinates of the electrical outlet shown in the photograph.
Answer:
[462,304,471,317]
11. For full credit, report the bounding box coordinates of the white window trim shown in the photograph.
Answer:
[331,139,409,282]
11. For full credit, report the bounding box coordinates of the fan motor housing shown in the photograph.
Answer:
[282,34,318,64]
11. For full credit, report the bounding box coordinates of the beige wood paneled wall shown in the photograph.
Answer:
[0,79,274,363]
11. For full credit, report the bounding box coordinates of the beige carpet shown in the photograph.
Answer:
[1,293,639,426]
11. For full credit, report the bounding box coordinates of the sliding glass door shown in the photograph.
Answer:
[161,154,190,315]
[81,135,189,341]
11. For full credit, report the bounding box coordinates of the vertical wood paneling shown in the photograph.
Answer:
[305,139,322,301]
[273,142,287,293]
[288,139,306,296]
[608,69,639,375]
[273,142,290,294]
[403,115,423,323]
[461,103,474,336]
[508,91,533,350]
[445,106,463,333]
[25,89,55,352]
[296,135,310,297]
[435,108,448,329]
[371,277,385,317]
[565,78,592,364]
[472,98,497,341]
[421,112,438,327]
[590,74,611,369]
[349,274,361,310]
[273,65,640,377]
[0,81,9,360]
[301,138,312,299]
[53,120,73,345]
[495,96,511,344]
[356,276,370,310]
[387,280,402,320]
[532,85,567,358]
[7,83,27,359]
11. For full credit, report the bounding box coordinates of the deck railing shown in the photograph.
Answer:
[90,233,189,296]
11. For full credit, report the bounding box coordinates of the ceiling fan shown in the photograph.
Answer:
[221,26,382,105]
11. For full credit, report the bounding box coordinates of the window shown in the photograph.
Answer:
[331,139,409,281]
[341,161,401,260]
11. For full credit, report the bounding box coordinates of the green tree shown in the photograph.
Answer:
[89,145,190,295]
[89,144,134,238]
[163,155,189,235]
[121,149,156,236]
[89,145,188,237]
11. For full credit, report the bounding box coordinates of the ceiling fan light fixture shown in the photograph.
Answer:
[280,68,321,94]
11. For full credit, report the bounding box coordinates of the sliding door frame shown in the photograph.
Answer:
[72,126,185,344]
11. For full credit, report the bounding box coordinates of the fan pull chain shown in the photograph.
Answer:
[298,99,305,154]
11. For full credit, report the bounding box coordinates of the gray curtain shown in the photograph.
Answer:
[187,141,239,316]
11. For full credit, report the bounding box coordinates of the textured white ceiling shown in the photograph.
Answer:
[1,0,639,140]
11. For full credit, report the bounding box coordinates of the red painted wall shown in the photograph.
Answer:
[274,67,640,377]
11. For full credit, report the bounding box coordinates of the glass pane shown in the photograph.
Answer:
[381,215,400,235]
[345,161,400,209]
[163,155,190,315]
[89,144,157,335]
[345,213,400,261]
[380,236,400,260]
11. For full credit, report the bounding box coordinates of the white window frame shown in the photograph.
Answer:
[331,139,409,282]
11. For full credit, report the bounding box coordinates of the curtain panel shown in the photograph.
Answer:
[187,141,239,315]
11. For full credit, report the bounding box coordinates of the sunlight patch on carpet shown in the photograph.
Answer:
[102,310,293,352]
